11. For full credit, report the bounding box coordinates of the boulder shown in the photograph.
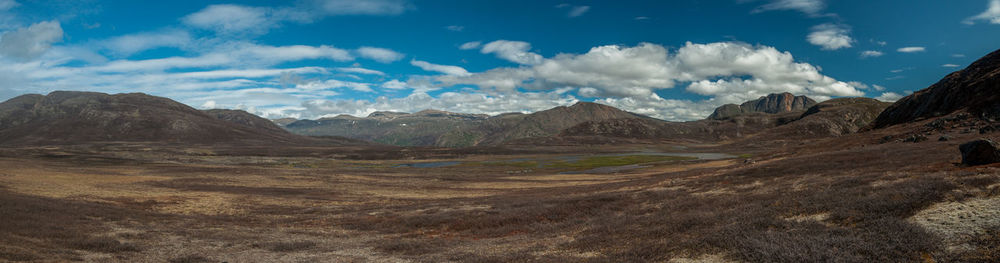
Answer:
[959,139,1000,166]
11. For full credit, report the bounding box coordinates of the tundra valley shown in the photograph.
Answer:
[1,1,1000,262]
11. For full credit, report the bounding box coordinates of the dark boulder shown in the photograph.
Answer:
[959,139,1000,166]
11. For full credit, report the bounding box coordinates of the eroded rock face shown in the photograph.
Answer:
[871,48,1000,129]
[960,139,1000,166]
[708,93,816,120]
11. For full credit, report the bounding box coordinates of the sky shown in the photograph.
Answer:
[0,0,998,121]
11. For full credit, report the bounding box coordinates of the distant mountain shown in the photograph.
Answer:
[708,92,817,120]
[762,97,893,138]
[284,102,649,147]
[271,118,298,127]
[285,109,488,146]
[205,109,288,134]
[561,111,800,142]
[871,48,1000,128]
[0,91,346,146]
[562,96,890,143]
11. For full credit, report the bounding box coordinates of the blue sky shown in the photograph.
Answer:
[0,0,997,121]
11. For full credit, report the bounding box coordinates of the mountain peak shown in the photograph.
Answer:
[708,93,816,120]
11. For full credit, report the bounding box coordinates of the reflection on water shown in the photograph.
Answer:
[394,161,462,168]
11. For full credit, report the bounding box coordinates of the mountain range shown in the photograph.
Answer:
[2,48,999,148]
[283,102,650,147]
[0,91,361,146]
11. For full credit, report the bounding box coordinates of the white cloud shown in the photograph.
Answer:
[875,92,904,102]
[860,50,883,58]
[0,0,18,11]
[480,40,543,65]
[437,41,866,117]
[596,95,714,121]
[807,24,853,50]
[336,67,385,75]
[182,4,273,36]
[0,20,63,61]
[201,100,217,109]
[100,29,191,57]
[79,43,352,73]
[356,46,404,63]
[445,25,464,32]
[313,0,410,16]
[181,1,410,36]
[942,64,961,68]
[964,0,1000,25]
[578,87,600,97]
[753,0,826,16]
[952,54,966,58]
[567,6,590,17]
[380,79,408,90]
[296,78,373,92]
[897,47,926,53]
[175,67,327,79]
[300,89,578,118]
[410,59,470,76]
[556,4,590,18]
[459,41,481,50]
[634,16,650,20]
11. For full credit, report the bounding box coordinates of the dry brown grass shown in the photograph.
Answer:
[0,133,997,261]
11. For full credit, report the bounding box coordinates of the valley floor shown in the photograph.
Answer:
[1,128,999,262]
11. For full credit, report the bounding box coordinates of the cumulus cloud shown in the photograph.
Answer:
[380,79,408,90]
[201,100,217,109]
[753,0,826,16]
[459,41,481,50]
[0,20,63,61]
[964,0,1000,25]
[480,40,543,65]
[860,50,883,58]
[410,59,470,76]
[897,47,926,53]
[807,24,853,50]
[356,46,404,63]
[942,64,961,68]
[299,89,578,118]
[439,41,866,116]
[875,92,904,102]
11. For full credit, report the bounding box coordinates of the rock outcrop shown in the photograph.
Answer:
[777,97,894,136]
[708,93,817,120]
[871,48,1000,128]
[960,139,1000,166]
